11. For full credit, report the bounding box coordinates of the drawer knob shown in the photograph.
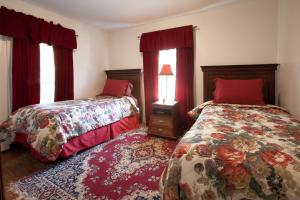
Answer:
[158,120,164,123]
[158,128,163,132]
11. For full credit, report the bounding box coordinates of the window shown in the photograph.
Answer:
[0,35,12,120]
[40,43,55,104]
[158,49,176,102]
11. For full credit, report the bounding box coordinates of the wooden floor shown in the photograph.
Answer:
[1,144,51,200]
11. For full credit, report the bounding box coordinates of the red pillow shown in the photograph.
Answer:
[213,78,265,105]
[102,79,129,97]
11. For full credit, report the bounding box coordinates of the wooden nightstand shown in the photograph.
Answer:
[148,101,182,139]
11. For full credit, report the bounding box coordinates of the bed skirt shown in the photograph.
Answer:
[14,114,140,162]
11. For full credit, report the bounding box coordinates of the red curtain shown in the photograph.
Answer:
[176,48,194,129]
[0,6,77,110]
[0,6,77,49]
[140,25,194,128]
[12,38,40,111]
[140,26,193,52]
[54,47,74,101]
[143,51,159,124]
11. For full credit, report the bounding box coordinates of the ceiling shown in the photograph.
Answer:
[24,0,242,30]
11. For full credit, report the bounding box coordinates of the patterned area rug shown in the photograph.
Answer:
[9,128,177,200]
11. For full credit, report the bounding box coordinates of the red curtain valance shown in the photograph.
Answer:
[139,25,193,52]
[0,6,77,49]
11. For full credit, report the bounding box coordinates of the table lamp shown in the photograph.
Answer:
[159,64,174,103]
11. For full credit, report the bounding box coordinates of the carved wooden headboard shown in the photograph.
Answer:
[201,64,278,105]
[105,69,142,121]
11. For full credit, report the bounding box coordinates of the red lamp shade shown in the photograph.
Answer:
[159,64,173,76]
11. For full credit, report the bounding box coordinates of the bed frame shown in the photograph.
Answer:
[105,69,142,121]
[0,154,3,200]
[201,64,278,105]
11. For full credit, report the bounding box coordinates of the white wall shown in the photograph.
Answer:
[277,0,300,119]
[0,0,109,121]
[108,0,278,107]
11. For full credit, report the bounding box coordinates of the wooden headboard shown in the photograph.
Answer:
[201,64,278,105]
[105,69,142,121]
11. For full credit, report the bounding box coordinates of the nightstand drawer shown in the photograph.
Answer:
[149,126,174,137]
[150,115,173,128]
[152,108,172,115]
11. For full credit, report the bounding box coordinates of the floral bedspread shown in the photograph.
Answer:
[160,101,300,200]
[0,96,138,161]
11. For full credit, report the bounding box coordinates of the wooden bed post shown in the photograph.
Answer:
[0,153,3,200]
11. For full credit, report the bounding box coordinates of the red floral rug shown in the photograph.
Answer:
[10,128,177,199]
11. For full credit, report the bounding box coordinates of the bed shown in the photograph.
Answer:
[160,64,300,199]
[0,69,142,162]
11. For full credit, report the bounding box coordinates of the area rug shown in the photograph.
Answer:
[9,128,178,200]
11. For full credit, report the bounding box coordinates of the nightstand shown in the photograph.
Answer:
[148,101,182,139]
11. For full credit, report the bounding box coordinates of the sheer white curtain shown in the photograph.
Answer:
[0,35,12,122]
[40,43,55,104]
[158,49,176,101]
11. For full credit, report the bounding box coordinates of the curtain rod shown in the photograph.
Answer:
[75,26,199,38]
[137,26,199,39]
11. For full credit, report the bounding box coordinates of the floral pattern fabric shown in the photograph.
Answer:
[160,101,300,200]
[0,96,138,161]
